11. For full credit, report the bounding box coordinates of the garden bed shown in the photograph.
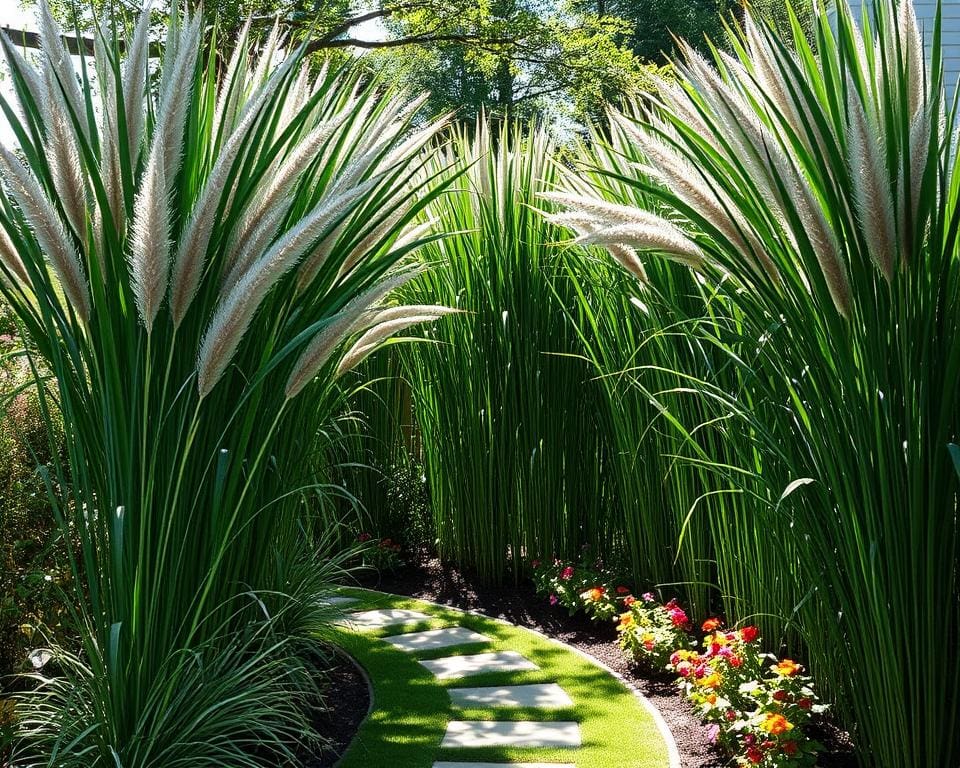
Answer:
[357,557,857,768]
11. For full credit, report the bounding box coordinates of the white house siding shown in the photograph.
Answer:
[835,1,960,100]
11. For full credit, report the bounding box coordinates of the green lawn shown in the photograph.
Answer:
[326,589,675,768]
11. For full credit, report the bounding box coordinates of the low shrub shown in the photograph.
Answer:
[616,593,693,668]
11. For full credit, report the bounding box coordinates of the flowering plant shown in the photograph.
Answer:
[530,558,630,621]
[616,593,693,668]
[669,621,825,766]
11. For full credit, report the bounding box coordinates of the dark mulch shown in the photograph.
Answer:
[304,651,371,768]
[357,556,858,768]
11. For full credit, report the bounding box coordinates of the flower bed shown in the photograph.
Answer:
[531,559,825,765]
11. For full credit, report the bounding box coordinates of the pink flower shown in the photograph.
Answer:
[560,566,575,580]
[641,592,655,602]
[358,532,372,542]
[706,724,720,744]
[549,594,559,605]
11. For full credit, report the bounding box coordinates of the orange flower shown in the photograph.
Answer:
[618,612,634,629]
[774,659,802,677]
[581,586,605,602]
[759,713,794,735]
[701,617,722,632]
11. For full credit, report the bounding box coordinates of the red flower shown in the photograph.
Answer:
[358,532,372,542]
[772,689,789,703]
[783,740,799,756]
[797,697,812,710]
[739,625,759,643]
[701,617,722,632]
[531,559,541,569]
[729,655,743,668]
[725,709,737,722]
[623,595,636,606]
[560,566,575,580]
[616,585,630,595]
[746,746,764,764]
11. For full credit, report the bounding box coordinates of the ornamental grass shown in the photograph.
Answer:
[551,0,959,764]
[0,4,451,764]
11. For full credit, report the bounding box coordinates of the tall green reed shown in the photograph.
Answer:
[0,4,451,764]
[402,122,616,583]
[552,1,960,764]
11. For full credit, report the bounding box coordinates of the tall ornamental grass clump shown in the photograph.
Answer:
[551,1,960,764]
[559,117,806,639]
[0,4,451,764]
[402,122,616,582]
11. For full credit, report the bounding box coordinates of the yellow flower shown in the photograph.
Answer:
[618,611,635,629]
[699,672,722,689]
[759,712,794,735]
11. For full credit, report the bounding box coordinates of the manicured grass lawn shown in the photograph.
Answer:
[327,589,673,768]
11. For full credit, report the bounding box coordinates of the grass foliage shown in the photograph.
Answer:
[0,4,451,764]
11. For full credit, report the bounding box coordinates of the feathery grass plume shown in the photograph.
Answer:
[212,19,252,142]
[0,146,89,321]
[93,19,125,243]
[291,177,385,289]
[154,11,201,192]
[542,192,704,267]
[901,104,932,253]
[129,145,170,332]
[170,57,297,325]
[222,113,349,279]
[847,79,896,281]
[37,0,89,143]
[42,80,87,242]
[197,179,388,396]
[0,33,45,125]
[284,267,425,399]
[334,307,458,377]
[0,223,29,286]
[121,6,152,167]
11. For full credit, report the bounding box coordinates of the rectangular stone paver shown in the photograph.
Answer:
[448,683,573,709]
[341,608,432,630]
[434,764,576,768]
[319,596,359,606]
[419,651,538,680]
[384,627,491,652]
[441,720,581,748]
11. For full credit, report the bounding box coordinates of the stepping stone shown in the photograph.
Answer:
[341,608,431,630]
[384,627,491,652]
[434,764,575,768]
[441,720,581,748]
[448,683,574,709]
[419,651,538,680]
[319,596,359,606]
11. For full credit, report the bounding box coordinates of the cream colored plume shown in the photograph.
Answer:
[0,146,89,321]
[37,0,89,143]
[283,268,426,399]
[128,144,170,333]
[0,224,30,287]
[335,306,459,377]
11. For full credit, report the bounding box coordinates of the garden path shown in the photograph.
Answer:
[326,589,680,768]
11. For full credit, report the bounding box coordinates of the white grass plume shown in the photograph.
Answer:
[197,181,379,396]
[121,6,152,168]
[0,145,89,321]
[170,57,295,325]
[129,144,171,333]
[847,81,895,282]
[0,34,45,124]
[283,267,425,399]
[0,224,30,286]
[335,307,459,377]
[155,12,201,192]
[37,0,89,143]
